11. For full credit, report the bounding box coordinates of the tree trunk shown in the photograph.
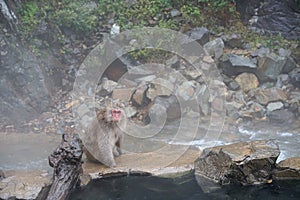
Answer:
[46,133,83,200]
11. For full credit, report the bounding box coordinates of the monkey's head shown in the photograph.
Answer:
[97,107,123,124]
[111,109,122,122]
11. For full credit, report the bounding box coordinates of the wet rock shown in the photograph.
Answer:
[185,27,210,46]
[249,87,287,105]
[222,34,243,48]
[266,101,284,112]
[274,157,300,180]
[220,54,257,77]
[103,58,128,81]
[268,109,296,124]
[146,78,174,100]
[194,140,280,185]
[203,38,224,60]
[0,170,51,200]
[289,68,300,88]
[235,73,259,92]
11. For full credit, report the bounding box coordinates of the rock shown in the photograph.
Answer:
[128,63,165,75]
[239,0,300,39]
[240,102,266,119]
[226,101,243,119]
[194,140,280,185]
[110,23,120,35]
[268,109,296,124]
[146,78,174,100]
[123,105,137,118]
[274,157,300,180]
[251,47,270,57]
[196,84,210,116]
[0,170,51,200]
[170,9,181,17]
[266,101,284,112]
[131,83,149,107]
[153,95,181,120]
[257,53,287,81]
[227,80,240,91]
[289,68,300,88]
[101,78,119,93]
[165,55,180,69]
[249,87,287,105]
[222,34,243,48]
[203,38,224,60]
[276,74,289,88]
[220,54,257,77]
[135,75,157,82]
[235,73,259,92]
[112,87,135,102]
[176,81,198,101]
[104,58,128,81]
[186,27,210,46]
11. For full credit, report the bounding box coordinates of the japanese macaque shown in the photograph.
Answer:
[83,102,125,167]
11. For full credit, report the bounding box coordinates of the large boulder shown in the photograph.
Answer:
[195,140,280,185]
[237,0,300,39]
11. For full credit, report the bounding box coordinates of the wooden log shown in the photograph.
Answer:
[46,133,83,200]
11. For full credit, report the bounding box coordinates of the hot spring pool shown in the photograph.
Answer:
[69,173,300,200]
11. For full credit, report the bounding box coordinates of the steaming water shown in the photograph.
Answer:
[0,120,299,170]
[70,173,300,200]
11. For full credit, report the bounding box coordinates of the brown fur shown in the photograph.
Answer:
[83,106,125,167]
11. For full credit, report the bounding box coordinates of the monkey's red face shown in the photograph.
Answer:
[111,109,122,122]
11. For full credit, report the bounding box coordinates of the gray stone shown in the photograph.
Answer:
[112,87,135,102]
[196,84,210,116]
[135,75,157,83]
[203,38,224,60]
[101,78,119,93]
[289,67,300,88]
[226,101,243,119]
[257,53,286,80]
[153,95,181,120]
[165,55,180,69]
[240,102,266,119]
[239,0,300,40]
[268,109,296,124]
[222,34,243,48]
[274,157,300,180]
[132,83,149,106]
[276,74,289,88]
[186,27,210,46]
[220,54,257,77]
[227,80,240,91]
[251,47,270,57]
[147,78,174,100]
[266,101,284,112]
[194,140,280,185]
[176,81,198,101]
